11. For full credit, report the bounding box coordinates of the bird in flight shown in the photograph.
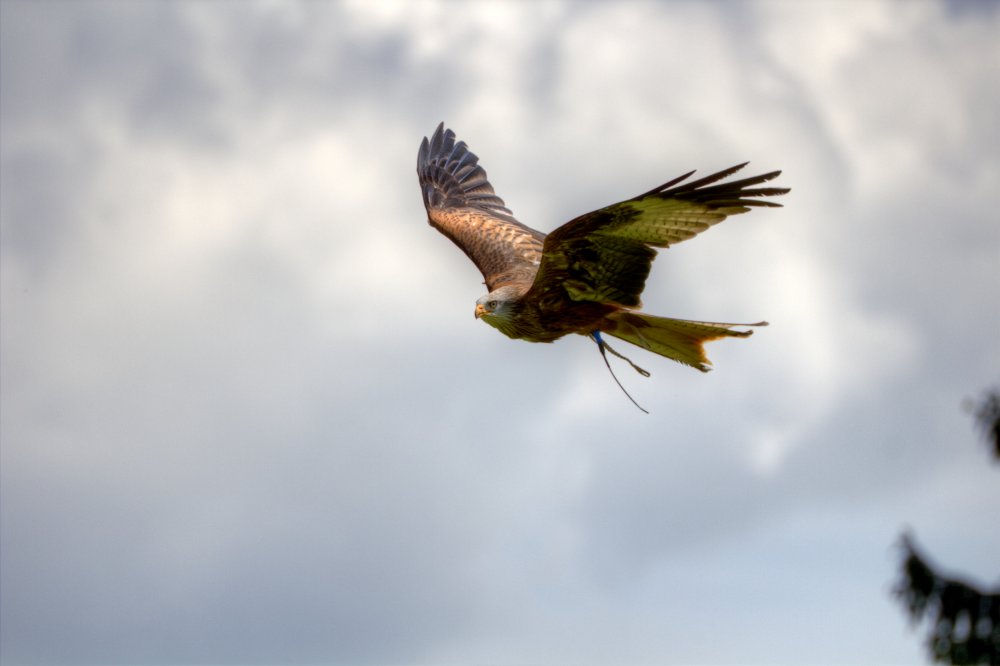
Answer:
[417,122,788,411]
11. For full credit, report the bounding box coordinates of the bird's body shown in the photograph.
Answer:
[417,122,787,375]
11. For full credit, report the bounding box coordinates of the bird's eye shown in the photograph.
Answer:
[488,300,498,310]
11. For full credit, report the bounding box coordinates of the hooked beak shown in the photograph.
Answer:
[474,303,487,319]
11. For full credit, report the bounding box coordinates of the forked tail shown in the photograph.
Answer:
[600,311,768,372]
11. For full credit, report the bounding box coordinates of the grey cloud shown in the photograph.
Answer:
[3,1,999,664]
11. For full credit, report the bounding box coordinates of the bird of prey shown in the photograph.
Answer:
[417,122,787,409]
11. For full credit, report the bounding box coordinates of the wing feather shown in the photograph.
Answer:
[417,123,544,291]
[525,163,788,310]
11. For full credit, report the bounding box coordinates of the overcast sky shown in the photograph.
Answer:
[2,0,999,663]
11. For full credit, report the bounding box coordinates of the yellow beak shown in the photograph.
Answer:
[474,303,487,319]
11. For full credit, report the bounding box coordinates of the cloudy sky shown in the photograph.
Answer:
[2,0,999,663]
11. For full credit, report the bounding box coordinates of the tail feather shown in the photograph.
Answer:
[600,311,767,372]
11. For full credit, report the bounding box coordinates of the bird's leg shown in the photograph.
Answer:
[590,331,649,414]
[591,331,650,377]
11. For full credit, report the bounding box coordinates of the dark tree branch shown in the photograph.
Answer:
[967,389,1000,461]
[895,533,1000,664]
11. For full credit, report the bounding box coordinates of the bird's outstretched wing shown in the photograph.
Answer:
[523,163,789,310]
[417,123,545,291]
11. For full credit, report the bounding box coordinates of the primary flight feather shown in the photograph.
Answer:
[416,122,788,382]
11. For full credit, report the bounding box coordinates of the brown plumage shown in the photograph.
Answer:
[417,122,788,384]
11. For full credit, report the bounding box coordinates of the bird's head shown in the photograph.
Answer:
[474,286,521,330]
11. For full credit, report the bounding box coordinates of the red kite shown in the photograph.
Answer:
[417,123,787,410]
